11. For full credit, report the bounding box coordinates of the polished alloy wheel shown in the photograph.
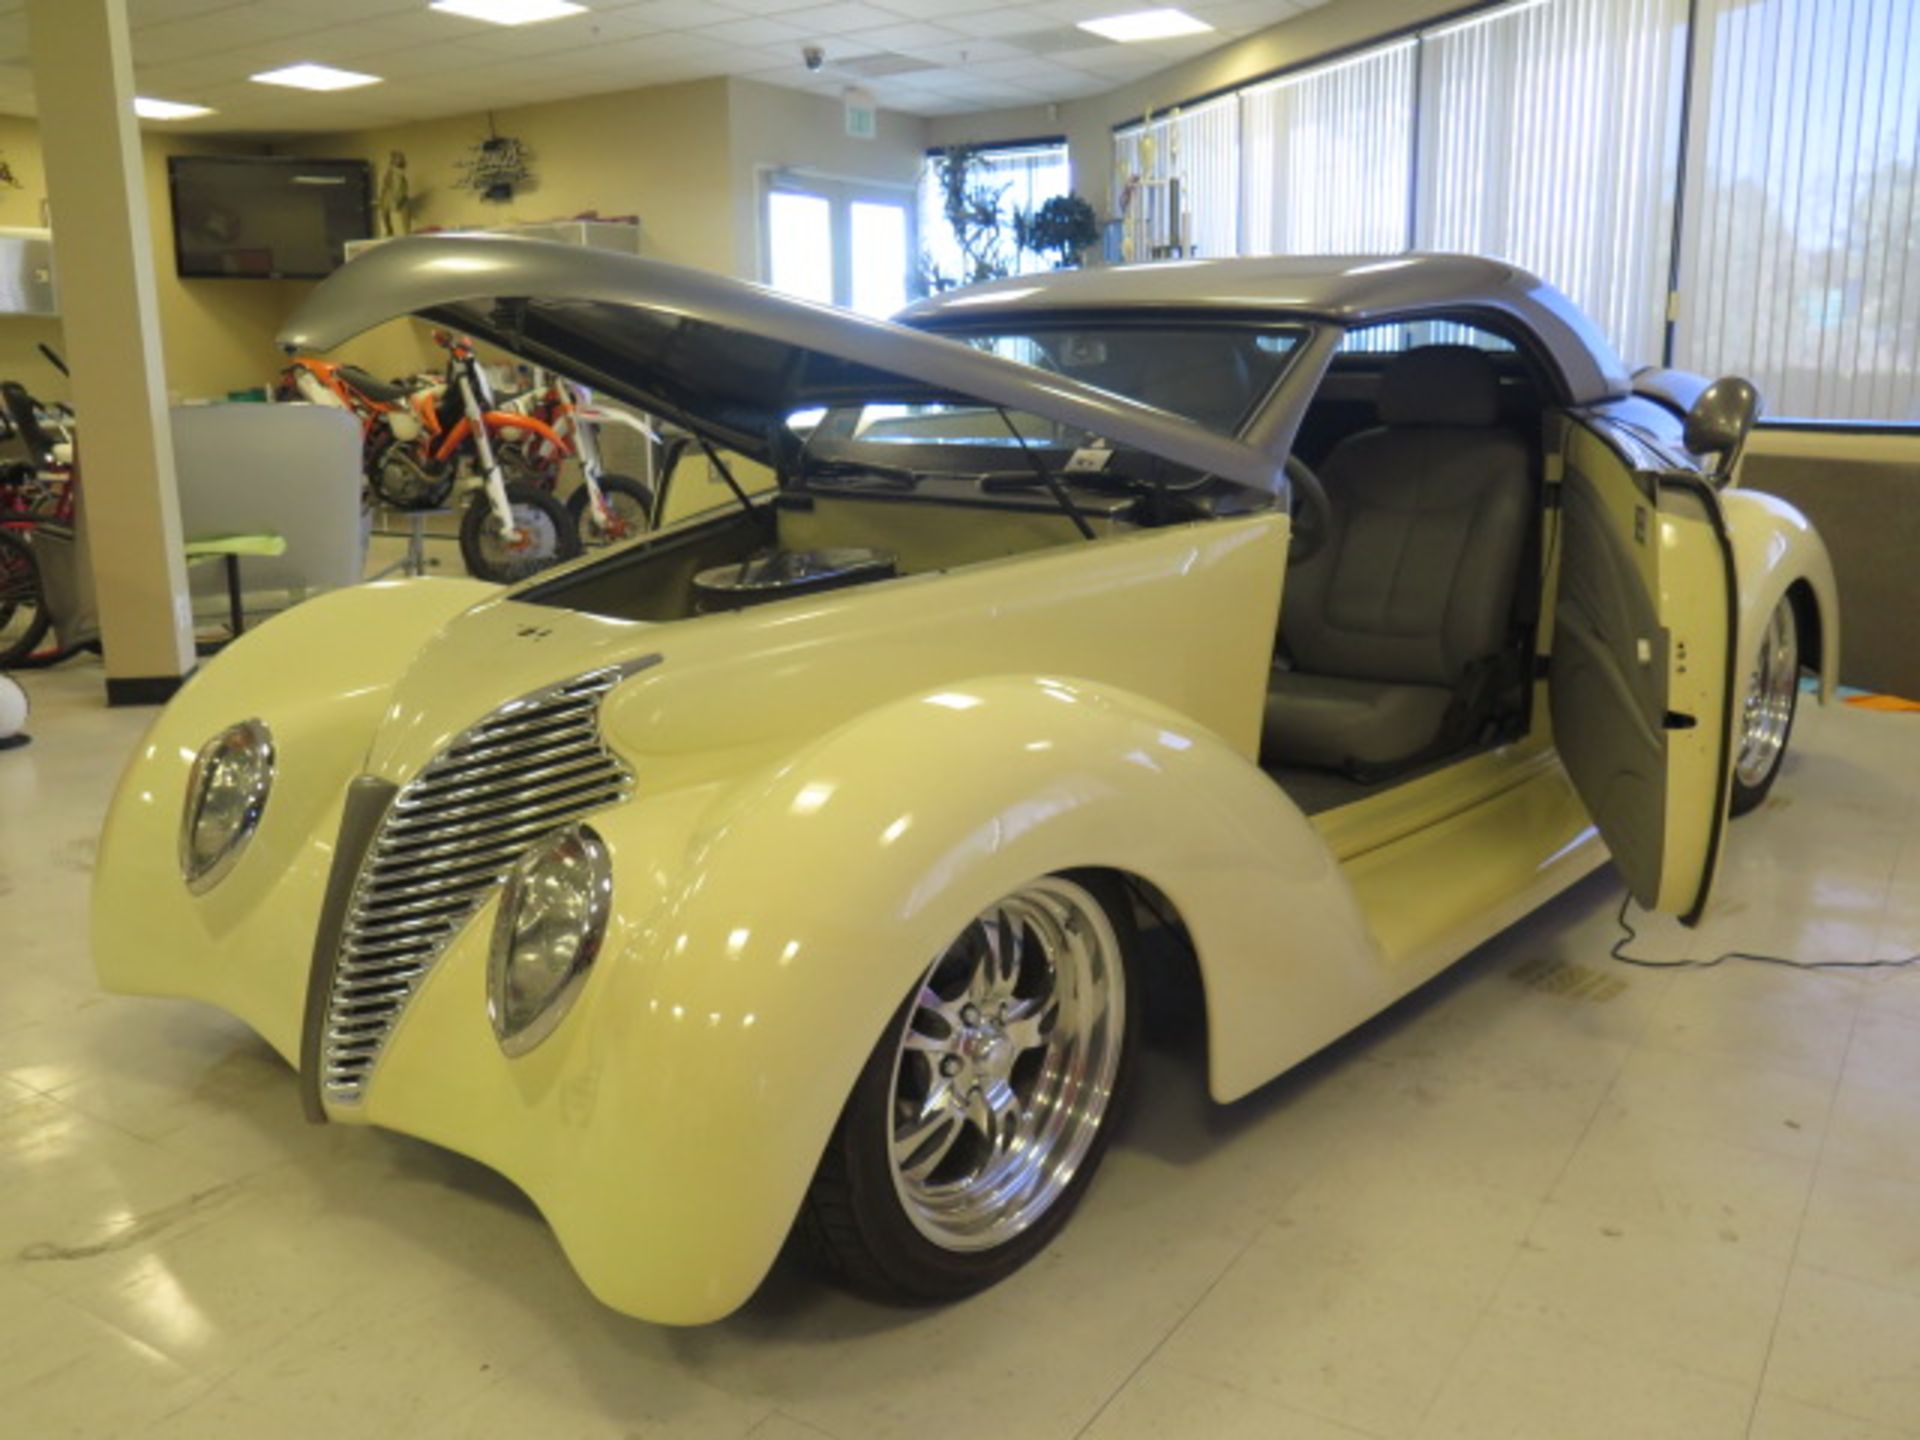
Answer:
[886,876,1126,1253]
[1735,597,1799,790]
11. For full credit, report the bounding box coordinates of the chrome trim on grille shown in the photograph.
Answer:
[318,658,656,1104]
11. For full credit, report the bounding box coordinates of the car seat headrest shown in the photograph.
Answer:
[1378,345,1502,428]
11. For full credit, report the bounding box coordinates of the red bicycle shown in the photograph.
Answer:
[0,349,76,667]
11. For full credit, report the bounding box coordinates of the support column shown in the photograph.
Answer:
[27,0,195,704]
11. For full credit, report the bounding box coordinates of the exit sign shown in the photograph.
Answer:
[844,88,877,139]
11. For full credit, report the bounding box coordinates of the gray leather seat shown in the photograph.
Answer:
[1263,345,1533,772]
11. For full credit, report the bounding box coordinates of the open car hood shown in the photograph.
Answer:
[277,234,1284,492]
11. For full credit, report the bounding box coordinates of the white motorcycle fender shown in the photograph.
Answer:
[294,369,346,409]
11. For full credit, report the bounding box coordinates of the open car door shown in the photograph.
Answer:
[1551,420,1738,923]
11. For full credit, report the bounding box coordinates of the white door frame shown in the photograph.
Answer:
[758,166,917,313]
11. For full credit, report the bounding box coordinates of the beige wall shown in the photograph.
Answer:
[0,112,294,404]
[295,78,734,266]
[288,77,925,378]
[725,78,927,279]
[283,78,735,379]
[929,0,1463,216]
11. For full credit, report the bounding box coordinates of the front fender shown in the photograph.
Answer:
[366,673,1383,1323]
[92,579,496,1059]
[1721,488,1840,700]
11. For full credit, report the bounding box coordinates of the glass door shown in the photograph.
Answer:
[764,174,914,318]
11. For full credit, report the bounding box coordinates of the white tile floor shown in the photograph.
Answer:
[2,662,1919,1440]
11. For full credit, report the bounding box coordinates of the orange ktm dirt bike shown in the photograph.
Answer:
[274,356,421,480]
[372,333,582,584]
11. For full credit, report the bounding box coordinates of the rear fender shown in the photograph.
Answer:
[1720,489,1840,700]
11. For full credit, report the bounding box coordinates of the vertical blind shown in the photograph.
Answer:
[1416,0,1687,370]
[1674,0,1920,420]
[1241,42,1416,255]
[1113,96,1241,261]
[1112,0,1915,418]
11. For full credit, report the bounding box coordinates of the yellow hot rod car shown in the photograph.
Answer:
[95,236,1837,1324]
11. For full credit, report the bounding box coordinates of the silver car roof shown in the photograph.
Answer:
[901,254,1632,404]
[276,234,1285,492]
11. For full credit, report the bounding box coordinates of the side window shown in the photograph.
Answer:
[1339,318,1517,354]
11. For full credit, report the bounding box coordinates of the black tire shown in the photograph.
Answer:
[1729,596,1803,818]
[0,529,51,669]
[794,869,1139,1303]
[564,473,655,547]
[457,482,582,584]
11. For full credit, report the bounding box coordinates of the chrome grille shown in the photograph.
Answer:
[320,661,648,1104]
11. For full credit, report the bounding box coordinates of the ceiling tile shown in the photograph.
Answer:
[896,37,1026,66]
[839,19,956,49]
[595,0,748,31]
[685,0,820,13]
[944,10,1059,40]
[699,14,813,46]
[0,0,1294,132]
[773,2,902,37]
[131,12,339,65]
[433,17,610,59]
[846,0,971,16]
[1032,0,1134,22]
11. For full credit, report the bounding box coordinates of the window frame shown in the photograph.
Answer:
[759,168,918,317]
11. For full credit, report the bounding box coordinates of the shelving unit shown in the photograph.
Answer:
[342,218,641,265]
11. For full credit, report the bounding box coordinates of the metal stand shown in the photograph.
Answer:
[371,509,451,580]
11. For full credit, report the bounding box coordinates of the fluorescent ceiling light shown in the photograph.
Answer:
[250,63,382,91]
[134,97,214,120]
[429,0,586,24]
[1077,8,1214,43]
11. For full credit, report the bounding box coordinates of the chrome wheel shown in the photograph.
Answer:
[1736,597,1799,790]
[886,877,1126,1254]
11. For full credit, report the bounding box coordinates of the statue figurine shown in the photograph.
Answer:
[377,151,411,237]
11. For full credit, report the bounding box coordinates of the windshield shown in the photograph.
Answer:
[930,324,1307,436]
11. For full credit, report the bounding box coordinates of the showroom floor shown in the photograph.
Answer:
[1,664,1918,1440]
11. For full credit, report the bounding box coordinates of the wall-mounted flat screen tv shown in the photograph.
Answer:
[169,156,373,280]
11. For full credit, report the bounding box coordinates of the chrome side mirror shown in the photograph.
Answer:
[1684,376,1760,483]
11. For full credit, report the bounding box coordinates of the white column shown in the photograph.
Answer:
[27,0,195,704]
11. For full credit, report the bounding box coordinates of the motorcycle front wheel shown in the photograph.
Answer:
[564,473,655,547]
[457,482,581,584]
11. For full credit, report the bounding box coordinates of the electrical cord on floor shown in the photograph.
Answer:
[1608,892,1920,972]
[1126,861,1920,976]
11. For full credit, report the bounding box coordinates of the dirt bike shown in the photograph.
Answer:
[492,366,656,548]
[274,356,419,480]
[372,333,581,583]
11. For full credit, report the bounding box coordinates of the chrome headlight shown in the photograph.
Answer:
[180,720,274,894]
[488,824,612,1056]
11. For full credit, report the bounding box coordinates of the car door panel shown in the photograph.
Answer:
[1552,421,1736,920]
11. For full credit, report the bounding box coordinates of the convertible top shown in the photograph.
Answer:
[902,254,1633,405]
[277,234,1287,494]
